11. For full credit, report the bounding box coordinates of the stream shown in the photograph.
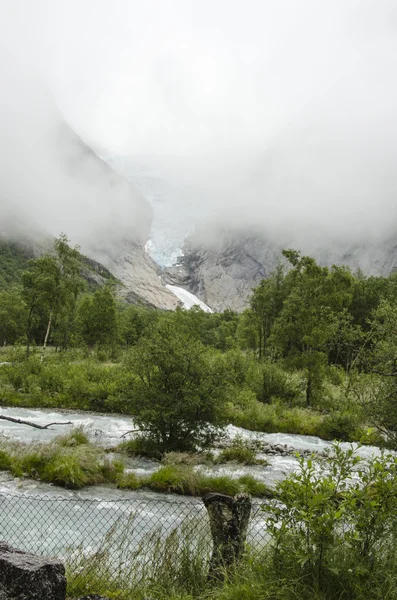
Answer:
[0,407,384,561]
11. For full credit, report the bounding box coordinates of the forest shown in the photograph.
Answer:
[1,235,397,450]
[2,235,397,599]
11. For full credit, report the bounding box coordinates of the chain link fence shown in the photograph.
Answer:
[0,492,270,597]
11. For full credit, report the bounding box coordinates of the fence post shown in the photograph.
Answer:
[203,492,252,580]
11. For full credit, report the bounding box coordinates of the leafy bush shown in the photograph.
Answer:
[267,444,397,597]
[319,411,360,441]
[250,361,304,405]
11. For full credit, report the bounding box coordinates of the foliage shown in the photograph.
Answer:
[127,320,230,451]
[216,437,266,465]
[76,286,118,348]
[117,464,273,498]
[266,444,397,597]
[0,430,124,489]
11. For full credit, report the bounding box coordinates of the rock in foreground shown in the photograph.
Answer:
[0,542,66,600]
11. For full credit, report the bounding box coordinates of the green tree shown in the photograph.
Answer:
[128,320,229,451]
[364,300,397,446]
[0,289,27,345]
[270,251,355,405]
[22,234,83,358]
[248,261,286,359]
[77,286,118,349]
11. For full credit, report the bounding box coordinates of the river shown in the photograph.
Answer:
[0,406,383,562]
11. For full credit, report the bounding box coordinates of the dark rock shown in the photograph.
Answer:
[0,542,66,600]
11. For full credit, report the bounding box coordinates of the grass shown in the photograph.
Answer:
[0,348,378,446]
[66,512,211,600]
[215,437,268,466]
[65,447,397,600]
[0,428,125,489]
[0,429,272,497]
[118,465,274,498]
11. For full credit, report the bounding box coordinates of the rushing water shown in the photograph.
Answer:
[0,406,383,561]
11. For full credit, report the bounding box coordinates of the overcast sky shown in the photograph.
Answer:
[1,0,397,246]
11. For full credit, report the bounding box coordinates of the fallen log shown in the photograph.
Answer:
[0,415,72,430]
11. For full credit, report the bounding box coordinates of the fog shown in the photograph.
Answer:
[1,0,397,251]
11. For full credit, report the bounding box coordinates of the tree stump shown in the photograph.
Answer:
[203,492,252,580]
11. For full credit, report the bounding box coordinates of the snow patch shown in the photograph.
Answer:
[165,285,213,312]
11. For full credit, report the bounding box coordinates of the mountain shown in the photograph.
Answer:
[165,226,397,312]
[0,60,180,309]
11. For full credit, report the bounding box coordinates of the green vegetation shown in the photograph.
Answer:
[2,237,397,451]
[0,429,271,497]
[0,240,34,289]
[64,446,397,600]
[118,465,272,498]
[0,429,124,488]
[4,236,397,597]
[215,437,267,465]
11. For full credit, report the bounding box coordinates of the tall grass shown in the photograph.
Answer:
[66,446,397,600]
[66,512,211,599]
[0,429,125,489]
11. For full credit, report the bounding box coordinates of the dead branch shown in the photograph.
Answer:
[120,429,141,438]
[0,415,72,430]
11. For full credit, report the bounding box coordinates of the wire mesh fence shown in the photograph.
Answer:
[0,492,270,598]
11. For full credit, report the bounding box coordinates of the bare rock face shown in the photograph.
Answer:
[170,228,279,312]
[0,542,66,600]
[89,238,179,310]
[175,225,397,313]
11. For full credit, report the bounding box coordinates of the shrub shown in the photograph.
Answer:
[120,436,163,460]
[319,411,359,441]
[216,437,266,466]
[128,322,229,452]
[267,444,397,597]
[248,361,304,405]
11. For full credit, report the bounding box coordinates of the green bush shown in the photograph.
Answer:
[319,411,359,441]
[248,361,304,405]
[265,445,397,599]
[216,437,266,466]
[120,436,163,460]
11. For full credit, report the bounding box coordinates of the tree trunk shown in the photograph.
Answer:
[26,305,35,359]
[41,309,53,363]
[203,492,252,581]
[306,374,312,406]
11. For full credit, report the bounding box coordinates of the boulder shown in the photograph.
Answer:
[0,542,66,600]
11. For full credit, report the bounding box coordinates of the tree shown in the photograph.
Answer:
[21,234,83,358]
[76,286,118,349]
[270,251,355,405]
[363,300,397,446]
[248,261,286,359]
[0,289,27,345]
[128,320,229,451]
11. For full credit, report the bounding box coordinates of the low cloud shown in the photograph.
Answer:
[1,0,397,248]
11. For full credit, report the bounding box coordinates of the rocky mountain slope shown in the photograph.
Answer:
[165,226,397,312]
[0,57,180,311]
